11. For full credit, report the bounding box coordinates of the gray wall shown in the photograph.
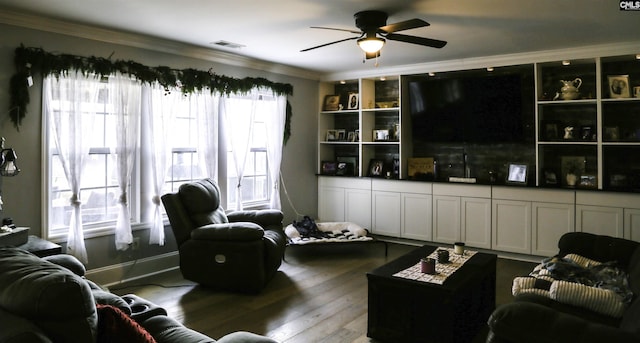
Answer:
[0,23,319,270]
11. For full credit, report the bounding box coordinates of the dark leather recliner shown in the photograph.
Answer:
[161,178,286,293]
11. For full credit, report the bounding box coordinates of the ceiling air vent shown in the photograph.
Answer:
[211,40,245,49]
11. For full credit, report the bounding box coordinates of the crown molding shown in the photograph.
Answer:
[0,9,322,81]
[322,41,640,81]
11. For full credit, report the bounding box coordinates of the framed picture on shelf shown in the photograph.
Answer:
[368,159,385,177]
[506,163,528,185]
[326,129,337,141]
[323,95,340,111]
[579,175,597,189]
[337,156,357,176]
[335,162,354,176]
[607,75,631,98]
[373,129,389,141]
[337,129,346,141]
[407,157,434,180]
[321,161,337,175]
[347,92,359,109]
[347,131,356,142]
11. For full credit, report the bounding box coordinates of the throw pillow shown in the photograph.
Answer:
[96,304,157,343]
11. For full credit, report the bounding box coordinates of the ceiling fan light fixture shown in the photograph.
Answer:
[357,37,385,53]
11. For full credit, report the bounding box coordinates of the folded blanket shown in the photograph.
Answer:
[512,254,632,318]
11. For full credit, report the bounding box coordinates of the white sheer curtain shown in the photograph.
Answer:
[44,71,100,263]
[111,74,141,250]
[221,92,258,211]
[264,94,287,209]
[194,90,219,180]
[144,83,178,246]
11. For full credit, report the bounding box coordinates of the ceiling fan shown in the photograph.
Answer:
[301,10,447,59]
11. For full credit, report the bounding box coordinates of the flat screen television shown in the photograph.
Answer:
[407,70,534,144]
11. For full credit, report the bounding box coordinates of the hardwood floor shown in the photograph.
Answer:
[110,242,537,343]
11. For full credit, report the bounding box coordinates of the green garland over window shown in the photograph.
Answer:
[9,45,293,144]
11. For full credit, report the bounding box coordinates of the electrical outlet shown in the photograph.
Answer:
[131,237,140,251]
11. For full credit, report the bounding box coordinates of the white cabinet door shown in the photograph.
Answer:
[576,205,623,238]
[461,197,491,249]
[372,191,401,236]
[401,193,432,241]
[492,199,531,254]
[532,202,575,256]
[318,186,344,222]
[625,209,640,243]
[345,188,372,229]
[433,195,461,244]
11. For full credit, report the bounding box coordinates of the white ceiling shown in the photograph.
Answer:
[1,0,639,75]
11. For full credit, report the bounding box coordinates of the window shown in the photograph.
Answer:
[47,79,128,237]
[161,96,205,195]
[226,127,269,209]
[44,76,208,239]
[44,74,280,241]
[224,96,271,209]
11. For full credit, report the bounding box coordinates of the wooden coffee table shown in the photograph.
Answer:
[367,245,497,343]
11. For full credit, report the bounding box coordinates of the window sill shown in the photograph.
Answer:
[46,221,166,244]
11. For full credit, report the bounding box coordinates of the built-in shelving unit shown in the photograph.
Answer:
[317,76,404,178]
[318,52,640,193]
[535,54,640,191]
[317,47,640,259]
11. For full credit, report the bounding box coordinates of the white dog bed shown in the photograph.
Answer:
[285,221,373,245]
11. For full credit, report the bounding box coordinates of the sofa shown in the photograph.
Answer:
[487,232,640,343]
[161,178,286,293]
[0,247,278,343]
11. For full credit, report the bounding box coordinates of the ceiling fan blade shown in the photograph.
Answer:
[310,26,362,34]
[387,33,447,48]
[379,18,429,34]
[300,36,359,52]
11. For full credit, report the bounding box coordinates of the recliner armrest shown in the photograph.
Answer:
[227,209,283,228]
[488,302,640,343]
[191,222,264,241]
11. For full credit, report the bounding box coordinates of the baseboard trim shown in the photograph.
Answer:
[86,251,180,287]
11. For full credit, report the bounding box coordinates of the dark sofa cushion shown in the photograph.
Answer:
[627,247,640,295]
[488,301,640,343]
[42,253,87,276]
[514,293,621,327]
[0,248,97,343]
[140,315,215,343]
[0,306,52,343]
[558,232,640,270]
[622,298,640,335]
